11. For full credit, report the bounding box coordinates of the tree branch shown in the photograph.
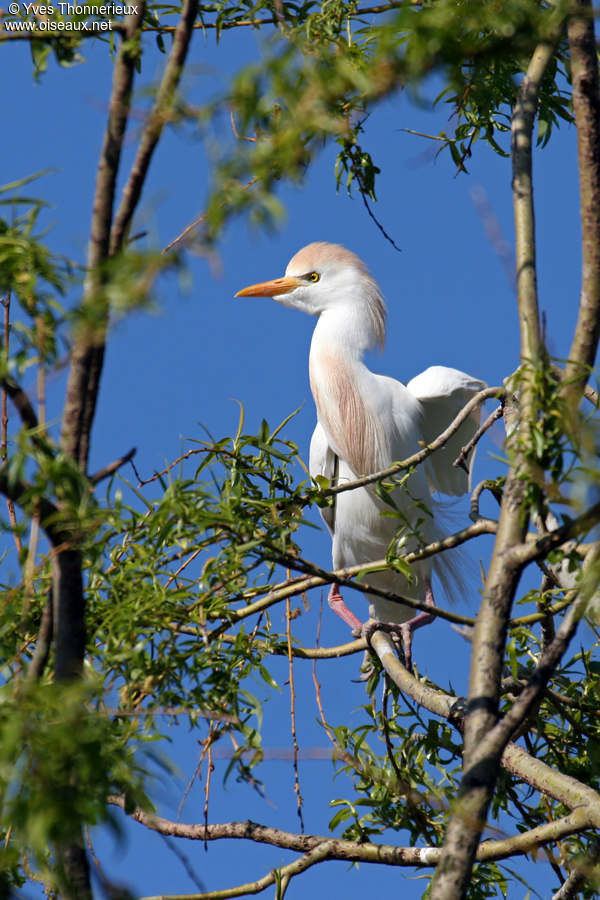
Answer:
[60,4,146,470]
[564,0,600,402]
[370,630,600,824]
[107,794,593,873]
[321,385,501,499]
[430,38,558,900]
[0,374,38,432]
[206,519,497,641]
[478,545,599,757]
[452,404,503,473]
[90,446,137,485]
[110,0,199,254]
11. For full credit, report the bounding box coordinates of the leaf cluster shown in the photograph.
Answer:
[197,0,574,237]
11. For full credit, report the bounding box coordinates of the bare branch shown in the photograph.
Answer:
[564,0,600,401]
[108,794,593,874]
[0,374,38,433]
[512,45,551,365]
[453,404,502,472]
[61,4,146,470]
[469,478,503,522]
[110,0,200,254]
[90,446,137,485]
[27,592,53,681]
[162,177,258,255]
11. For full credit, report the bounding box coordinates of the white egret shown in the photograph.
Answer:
[236,242,485,664]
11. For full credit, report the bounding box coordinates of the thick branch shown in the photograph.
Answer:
[430,41,557,900]
[60,5,145,470]
[108,795,592,870]
[482,545,599,755]
[512,44,552,364]
[564,0,600,400]
[370,631,600,823]
[0,374,38,432]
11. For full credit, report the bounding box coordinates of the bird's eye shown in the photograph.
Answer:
[307,272,320,283]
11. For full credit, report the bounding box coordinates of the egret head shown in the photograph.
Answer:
[235,241,386,349]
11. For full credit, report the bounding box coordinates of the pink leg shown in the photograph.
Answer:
[399,580,436,670]
[328,583,363,635]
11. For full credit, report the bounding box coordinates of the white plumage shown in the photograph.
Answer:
[236,242,485,653]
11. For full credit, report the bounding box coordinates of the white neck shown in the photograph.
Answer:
[308,305,388,476]
[311,303,379,360]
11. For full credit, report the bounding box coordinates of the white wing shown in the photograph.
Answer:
[406,366,487,496]
[309,422,338,534]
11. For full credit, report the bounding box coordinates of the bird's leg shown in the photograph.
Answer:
[327,583,363,635]
[398,580,436,670]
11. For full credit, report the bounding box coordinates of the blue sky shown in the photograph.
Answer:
[1,18,586,899]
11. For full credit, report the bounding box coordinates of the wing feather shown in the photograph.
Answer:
[406,366,487,496]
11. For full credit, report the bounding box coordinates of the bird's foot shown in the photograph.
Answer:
[361,619,409,667]
[327,583,364,634]
[361,582,437,671]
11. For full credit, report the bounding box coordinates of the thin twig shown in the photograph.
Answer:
[470,185,516,291]
[162,177,258,254]
[286,593,305,833]
[203,726,215,851]
[158,833,206,893]
[311,595,338,744]
[453,404,503,473]
[0,3,405,41]
[323,385,502,499]
[90,446,137,485]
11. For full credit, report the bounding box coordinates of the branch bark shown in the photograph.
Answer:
[429,39,557,900]
[564,0,600,402]
[370,630,600,823]
[60,5,146,470]
[53,11,146,897]
[110,0,199,254]
[107,794,593,869]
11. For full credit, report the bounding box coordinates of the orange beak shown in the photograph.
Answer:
[235,276,303,298]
